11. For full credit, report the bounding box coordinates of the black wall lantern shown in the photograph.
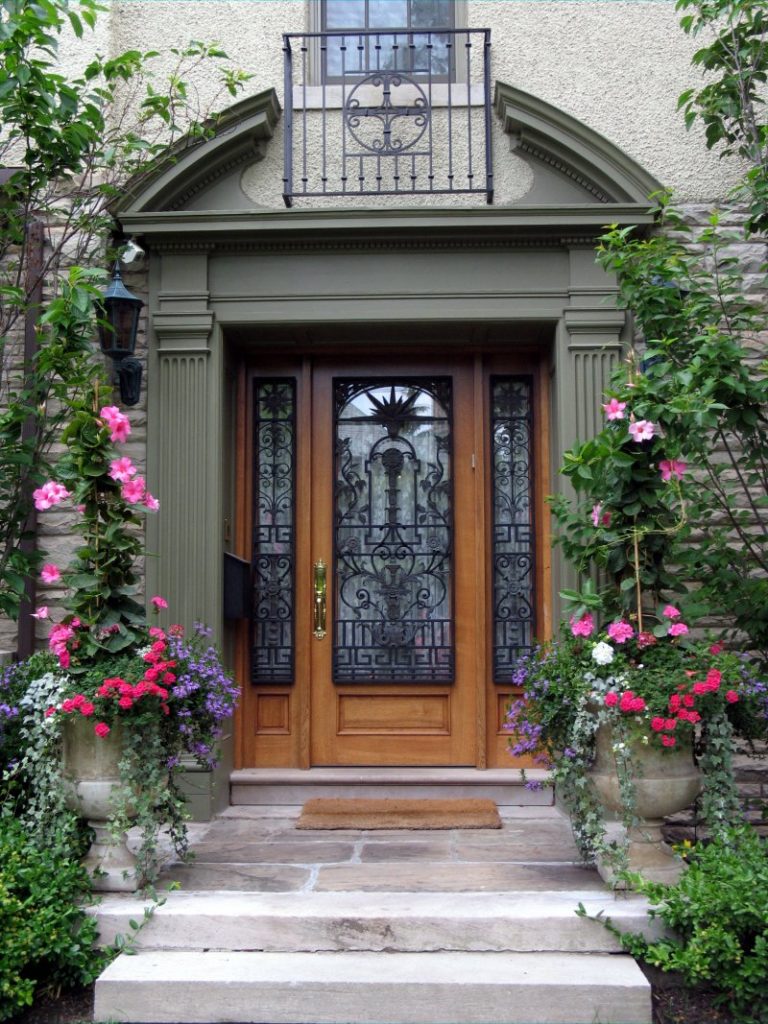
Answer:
[98,262,144,406]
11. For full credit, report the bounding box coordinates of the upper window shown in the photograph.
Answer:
[321,0,456,79]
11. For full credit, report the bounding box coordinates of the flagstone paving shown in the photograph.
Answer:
[158,804,603,893]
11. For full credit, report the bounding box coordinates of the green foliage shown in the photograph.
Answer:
[604,828,768,1024]
[676,0,768,234]
[0,0,250,622]
[0,813,104,1021]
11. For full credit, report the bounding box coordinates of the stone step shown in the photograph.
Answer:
[95,949,652,1024]
[230,767,553,806]
[93,889,660,954]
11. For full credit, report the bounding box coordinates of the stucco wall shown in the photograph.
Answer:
[98,0,741,203]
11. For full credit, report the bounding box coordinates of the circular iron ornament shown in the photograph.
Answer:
[344,72,430,155]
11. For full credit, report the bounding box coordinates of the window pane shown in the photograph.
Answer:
[325,0,365,28]
[411,0,453,28]
[325,34,365,76]
[369,0,408,28]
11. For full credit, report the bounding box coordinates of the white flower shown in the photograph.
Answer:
[591,641,615,665]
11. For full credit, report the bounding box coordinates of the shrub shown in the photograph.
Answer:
[0,815,104,1021]
[601,827,768,1024]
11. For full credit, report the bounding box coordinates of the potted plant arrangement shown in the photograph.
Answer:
[508,393,767,886]
[2,386,237,891]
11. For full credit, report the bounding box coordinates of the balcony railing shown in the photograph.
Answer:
[282,28,493,207]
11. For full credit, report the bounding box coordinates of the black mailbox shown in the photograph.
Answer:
[223,553,251,620]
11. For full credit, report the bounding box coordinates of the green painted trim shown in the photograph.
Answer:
[494,81,664,204]
[114,89,281,216]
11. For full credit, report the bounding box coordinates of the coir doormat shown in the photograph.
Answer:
[295,797,502,830]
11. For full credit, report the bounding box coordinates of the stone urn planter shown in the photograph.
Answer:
[589,723,702,886]
[61,716,137,892]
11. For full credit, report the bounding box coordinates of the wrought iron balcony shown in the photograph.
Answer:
[282,28,493,206]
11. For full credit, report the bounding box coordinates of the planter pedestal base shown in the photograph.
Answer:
[82,820,138,892]
[596,821,684,887]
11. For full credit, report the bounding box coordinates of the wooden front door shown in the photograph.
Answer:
[235,351,547,769]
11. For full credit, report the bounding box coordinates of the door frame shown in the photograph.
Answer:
[232,340,552,770]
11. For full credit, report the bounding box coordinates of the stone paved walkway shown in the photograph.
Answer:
[159,805,605,893]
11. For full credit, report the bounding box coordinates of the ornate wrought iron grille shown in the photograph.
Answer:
[251,379,296,684]
[490,377,535,682]
[333,378,454,683]
[282,29,493,205]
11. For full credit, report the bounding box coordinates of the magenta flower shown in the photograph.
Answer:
[607,620,634,644]
[31,606,49,620]
[151,595,169,610]
[668,622,689,637]
[628,420,655,442]
[109,456,137,483]
[663,604,681,619]
[40,563,61,584]
[591,503,611,528]
[659,459,687,482]
[602,398,626,421]
[121,476,146,504]
[32,481,71,510]
[570,612,594,637]
[143,492,160,511]
[99,405,131,444]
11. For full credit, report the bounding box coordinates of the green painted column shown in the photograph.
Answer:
[550,245,627,613]
[146,251,223,639]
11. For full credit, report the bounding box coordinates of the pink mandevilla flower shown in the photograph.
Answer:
[570,612,594,637]
[121,476,146,504]
[40,563,61,584]
[628,420,655,443]
[99,405,131,444]
[668,622,689,637]
[109,457,137,483]
[602,398,626,421]
[32,481,71,511]
[607,620,634,644]
[659,459,687,482]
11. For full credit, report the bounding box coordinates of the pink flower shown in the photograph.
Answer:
[709,643,723,655]
[109,457,137,483]
[664,718,677,730]
[706,669,721,690]
[149,626,166,640]
[668,622,689,637]
[630,696,646,712]
[40,563,61,584]
[604,692,618,707]
[591,503,611,528]
[31,606,49,620]
[661,735,676,747]
[607,620,634,644]
[94,722,111,738]
[151,595,168,610]
[659,459,687,483]
[693,682,709,695]
[570,612,594,637]
[79,701,95,716]
[99,406,131,444]
[628,420,655,443]
[651,717,666,731]
[118,696,133,709]
[725,690,739,704]
[663,605,681,620]
[121,476,146,504]
[143,492,160,511]
[682,694,696,708]
[637,632,657,649]
[603,398,627,421]
[32,481,70,510]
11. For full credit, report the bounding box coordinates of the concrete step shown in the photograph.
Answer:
[230,767,553,806]
[95,949,652,1024]
[93,889,660,954]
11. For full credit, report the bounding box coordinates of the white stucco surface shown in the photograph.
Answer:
[84,0,743,205]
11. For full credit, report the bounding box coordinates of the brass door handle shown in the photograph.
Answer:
[313,559,327,639]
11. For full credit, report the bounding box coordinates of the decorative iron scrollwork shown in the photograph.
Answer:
[345,72,430,156]
[491,377,535,682]
[251,379,296,684]
[333,379,454,683]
